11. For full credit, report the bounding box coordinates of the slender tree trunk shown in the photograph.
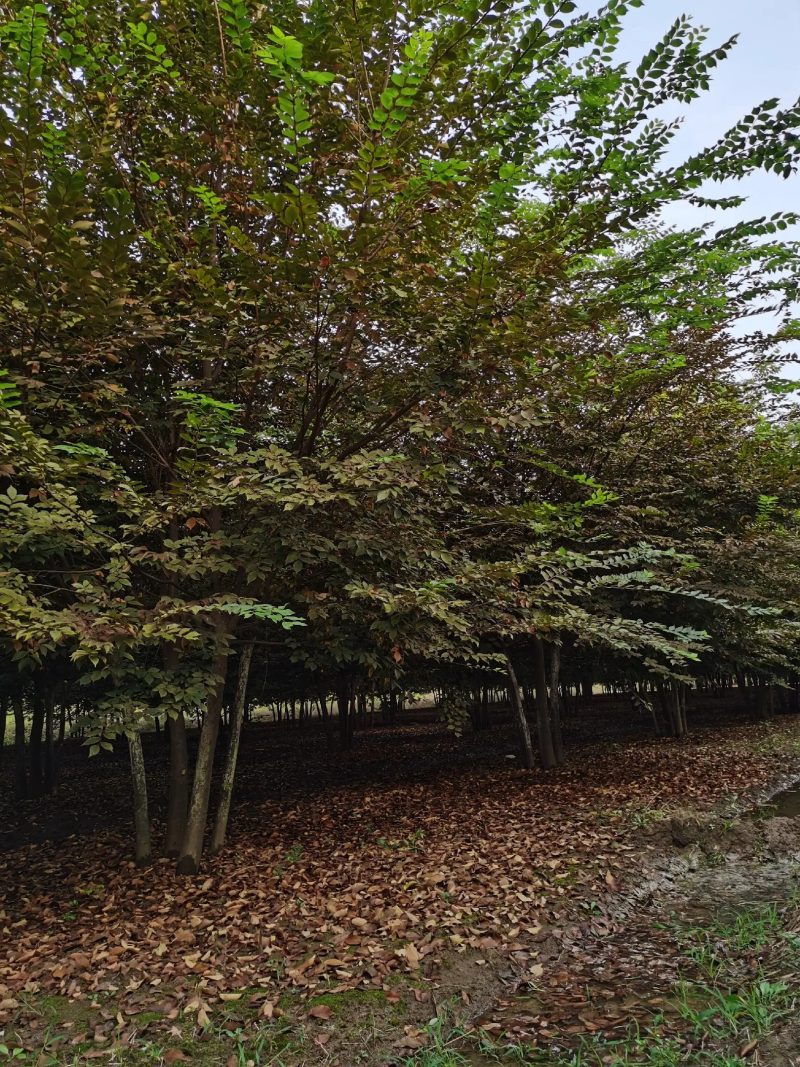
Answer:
[679,684,689,734]
[358,690,366,728]
[177,651,229,875]
[43,686,56,793]
[549,642,564,765]
[337,675,351,751]
[210,643,253,855]
[506,655,534,769]
[481,685,491,729]
[29,681,45,798]
[0,694,6,756]
[165,710,190,858]
[348,682,356,747]
[164,641,190,858]
[319,689,335,750]
[12,694,27,799]
[127,730,152,868]
[532,638,557,770]
[58,701,66,744]
[646,683,664,737]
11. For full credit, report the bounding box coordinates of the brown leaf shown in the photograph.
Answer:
[738,1040,758,1058]
[309,1004,333,1020]
[404,943,420,970]
[164,1050,189,1063]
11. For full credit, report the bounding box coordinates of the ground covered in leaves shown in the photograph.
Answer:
[2,698,800,1065]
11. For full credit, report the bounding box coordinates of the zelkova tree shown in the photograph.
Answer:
[2,0,800,859]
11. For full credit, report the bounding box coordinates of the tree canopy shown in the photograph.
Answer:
[2,0,800,866]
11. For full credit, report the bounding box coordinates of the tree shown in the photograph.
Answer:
[2,0,800,864]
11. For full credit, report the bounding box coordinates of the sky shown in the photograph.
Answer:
[614,0,800,233]
[609,1,800,368]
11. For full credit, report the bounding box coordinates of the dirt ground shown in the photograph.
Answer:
[2,696,800,1065]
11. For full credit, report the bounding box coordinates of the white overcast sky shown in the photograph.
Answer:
[611,1,800,370]
[614,0,800,232]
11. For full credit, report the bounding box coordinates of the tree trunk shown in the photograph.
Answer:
[210,643,254,856]
[127,730,152,868]
[165,710,190,858]
[549,642,564,765]
[337,675,351,751]
[348,683,356,747]
[177,651,229,875]
[0,694,6,755]
[646,683,665,737]
[506,655,534,770]
[44,685,56,793]
[319,689,335,749]
[533,638,557,770]
[58,700,66,744]
[29,681,45,798]
[12,694,27,799]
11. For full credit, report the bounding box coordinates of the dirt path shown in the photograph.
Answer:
[463,791,800,1067]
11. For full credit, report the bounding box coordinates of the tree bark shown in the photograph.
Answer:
[12,694,27,799]
[127,730,152,868]
[0,694,6,755]
[165,710,190,858]
[177,651,229,875]
[337,674,351,751]
[533,638,557,770]
[506,655,534,769]
[210,643,253,855]
[44,685,56,793]
[29,681,45,797]
[549,642,564,765]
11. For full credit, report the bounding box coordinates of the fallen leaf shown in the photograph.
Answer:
[404,943,420,970]
[309,1004,333,1020]
[164,1051,189,1063]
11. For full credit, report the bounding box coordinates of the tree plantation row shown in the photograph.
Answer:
[2,0,800,872]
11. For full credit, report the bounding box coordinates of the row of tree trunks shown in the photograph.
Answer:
[507,638,565,771]
[6,681,63,800]
[655,682,688,738]
[210,642,254,855]
[506,656,534,769]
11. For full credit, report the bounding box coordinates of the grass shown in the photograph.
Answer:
[396,900,800,1067]
[676,978,792,1038]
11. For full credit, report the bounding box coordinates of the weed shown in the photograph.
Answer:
[677,978,791,1037]
[377,829,425,852]
[631,810,667,828]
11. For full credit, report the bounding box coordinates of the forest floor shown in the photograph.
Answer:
[2,697,800,1066]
